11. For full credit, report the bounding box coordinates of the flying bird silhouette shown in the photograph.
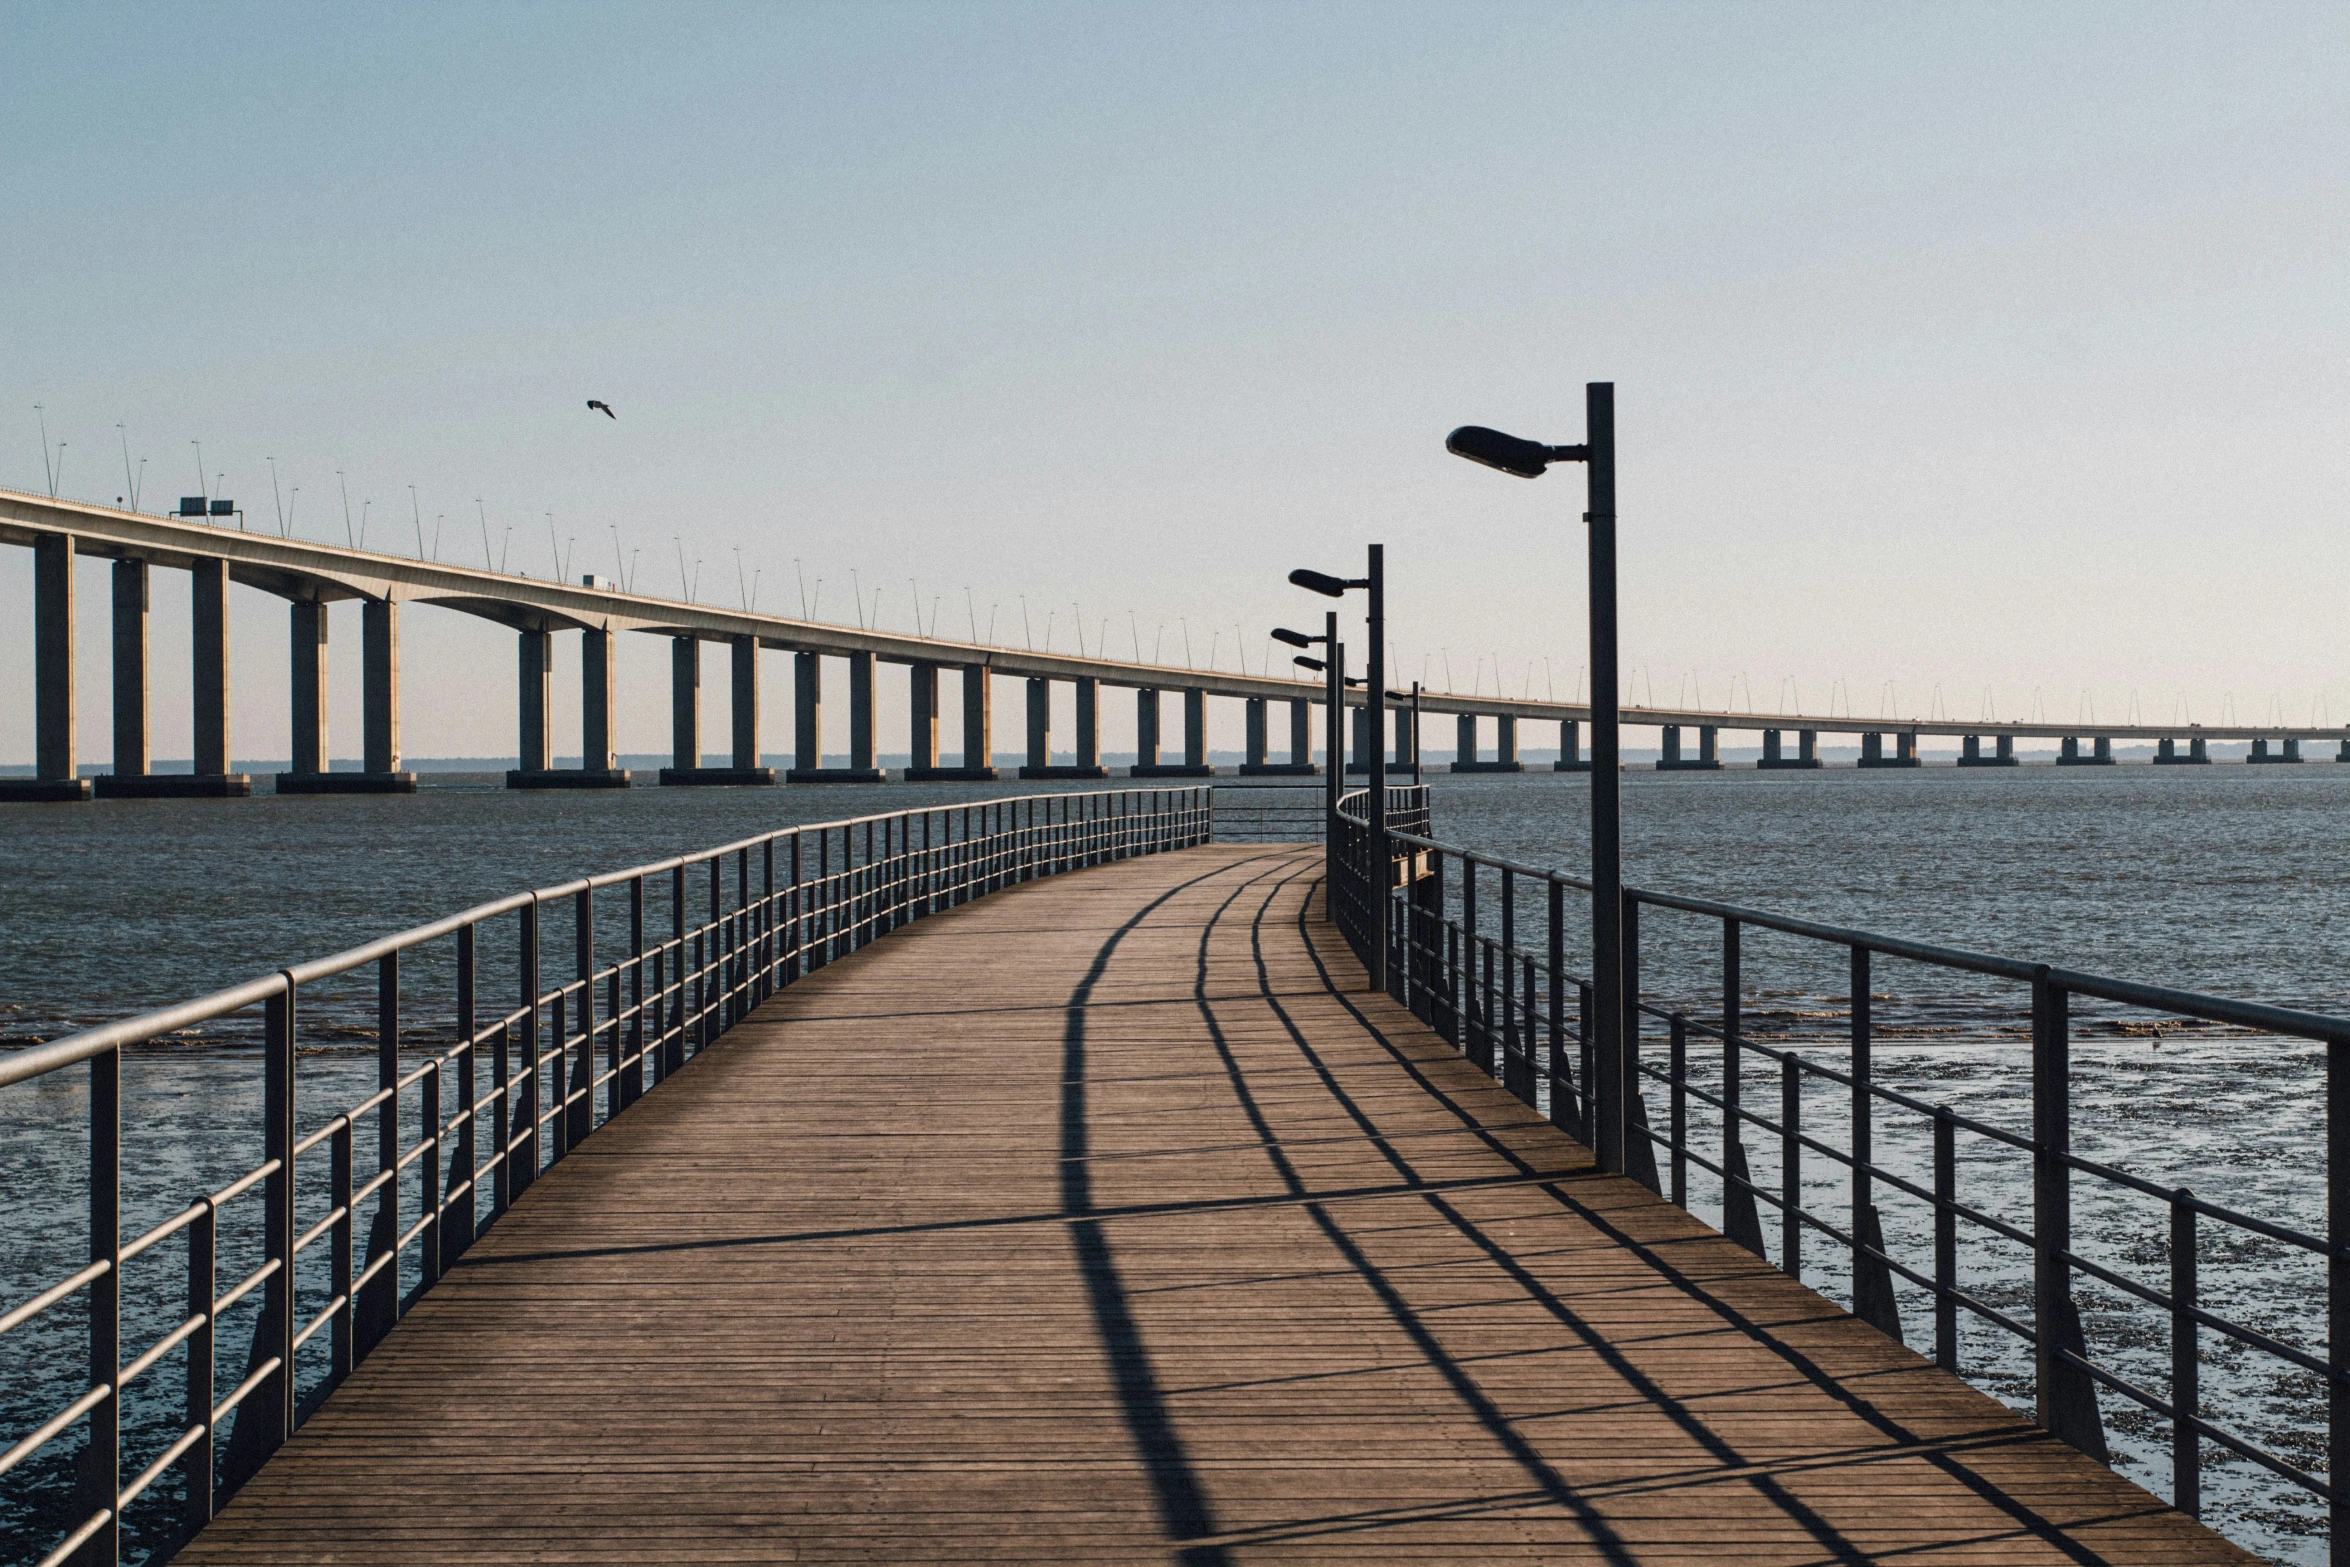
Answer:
[586,400,616,419]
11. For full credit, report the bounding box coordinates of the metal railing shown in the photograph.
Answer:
[1331,786,2343,1561]
[0,787,1210,1567]
[1208,783,1327,842]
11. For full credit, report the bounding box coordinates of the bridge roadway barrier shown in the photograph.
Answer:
[5,490,2350,798]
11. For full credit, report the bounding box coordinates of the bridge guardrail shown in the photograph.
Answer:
[0,786,1211,1566]
[1330,786,2344,1562]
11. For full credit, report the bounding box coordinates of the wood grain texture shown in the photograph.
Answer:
[182,844,2254,1564]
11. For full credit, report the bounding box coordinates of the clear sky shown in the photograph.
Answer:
[2,2,2343,763]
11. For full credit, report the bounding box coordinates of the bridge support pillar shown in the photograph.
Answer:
[272,601,333,793]
[1346,703,1371,775]
[781,651,880,782]
[2058,736,2081,764]
[510,624,635,788]
[1759,727,1824,769]
[1959,732,2020,768]
[1556,718,1588,772]
[1858,730,1919,769]
[661,635,774,784]
[104,559,149,785]
[909,662,939,770]
[191,560,237,781]
[1897,730,1918,766]
[1998,734,2015,763]
[283,599,414,793]
[1451,713,1477,772]
[1290,698,1314,769]
[1027,675,1107,778]
[1240,694,1316,774]
[1861,732,1882,765]
[4,532,90,800]
[1394,704,1416,773]
[2189,735,2207,762]
[2094,735,2114,764]
[1496,715,1519,767]
[520,630,553,771]
[1130,688,1160,773]
[963,665,994,775]
[1244,698,1267,767]
[1133,686,1210,776]
[1661,722,1723,771]
[731,637,765,773]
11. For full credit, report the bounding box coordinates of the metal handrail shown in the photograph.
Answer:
[1329,794,2343,1554]
[0,785,1212,1566]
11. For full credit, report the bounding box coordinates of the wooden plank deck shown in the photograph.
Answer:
[182,843,2253,1564]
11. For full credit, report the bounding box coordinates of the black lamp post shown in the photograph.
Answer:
[1445,384,1621,1175]
[1290,548,1386,992]
[1275,618,1344,906]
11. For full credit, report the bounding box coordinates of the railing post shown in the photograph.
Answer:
[2170,1186,2199,1518]
[264,979,297,1444]
[1461,860,1482,1067]
[1547,879,1568,1133]
[575,885,596,1143]
[78,1044,120,1567]
[185,1197,216,1533]
[330,1118,353,1384]
[1780,1053,1800,1279]
[1668,1014,1687,1206]
[447,939,474,1267]
[517,897,540,1191]
[668,864,687,1068]
[419,1059,441,1289]
[380,947,404,1282]
[491,924,512,1214]
[1934,1107,1957,1370]
[2033,974,2107,1459]
[627,878,645,1104]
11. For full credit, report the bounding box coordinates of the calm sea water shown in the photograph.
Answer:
[1,764,2339,1563]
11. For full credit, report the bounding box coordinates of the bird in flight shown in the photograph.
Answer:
[586,400,616,419]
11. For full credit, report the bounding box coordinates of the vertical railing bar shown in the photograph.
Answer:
[2171,1185,2200,1518]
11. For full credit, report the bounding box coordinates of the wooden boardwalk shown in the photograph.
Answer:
[184,844,2252,1564]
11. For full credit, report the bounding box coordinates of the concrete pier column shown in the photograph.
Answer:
[1290,698,1312,766]
[1860,732,1883,765]
[1698,725,1719,765]
[1183,688,1206,770]
[2337,738,2350,763]
[519,630,554,771]
[1244,698,1268,768]
[962,664,992,772]
[1135,689,1161,768]
[1025,677,1050,770]
[1896,730,1917,765]
[290,602,328,775]
[2157,737,2176,761]
[1076,677,1100,769]
[2249,738,2269,761]
[2059,736,2080,763]
[1455,713,1476,767]
[731,636,760,770]
[1661,725,1683,764]
[670,637,701,770]
[2094,735,2114,763]
[362,600,403,777]
[1962,734,1980,762]
[1557,718,1586,772]
[111,560,149,776]
[1800,729,1820,763]
[1496,715,1519,766]
[910,662,940,770]
[1763,729,1783,763]
[848,651,875,772]
[794,653,821,772]
[1394,705,1414,771]
[1349,704,1371,774]
[1997,734,2015,763]
[191,559,230,776]
[582,630,617,773]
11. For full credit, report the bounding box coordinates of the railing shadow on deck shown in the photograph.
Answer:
[0,786,1215,1567]
[1329,785,2343,1566]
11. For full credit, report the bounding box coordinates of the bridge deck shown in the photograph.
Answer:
[183,844,2249,1564]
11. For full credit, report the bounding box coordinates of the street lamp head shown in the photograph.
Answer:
[1292,655,1326,673]
[1445,425,1584,479]
[1287,567,1350,597]
[1270,626,1320,649]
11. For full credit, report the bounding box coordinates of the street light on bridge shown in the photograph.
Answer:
[1288,551,1387,993]
[1444,383,1622,1176]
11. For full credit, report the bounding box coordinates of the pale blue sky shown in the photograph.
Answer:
[3,2,2343,761]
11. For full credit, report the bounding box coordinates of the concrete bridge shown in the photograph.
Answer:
[4,488,2341,801]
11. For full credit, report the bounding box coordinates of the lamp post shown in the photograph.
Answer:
[1446,384,1620,1174]
[1274,616,1343,909]
[1290,548,1386,992]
